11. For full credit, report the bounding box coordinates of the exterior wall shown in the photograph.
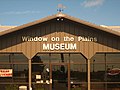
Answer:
[0,18,120,59]
[0,17,120,90]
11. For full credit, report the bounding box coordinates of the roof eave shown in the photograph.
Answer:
[0,13,120,37]
[0,13,59,36]
[64,14,120,37]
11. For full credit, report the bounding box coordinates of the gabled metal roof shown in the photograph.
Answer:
[101,25,120,33]
[0,26,16,32]
[0,13,120,37]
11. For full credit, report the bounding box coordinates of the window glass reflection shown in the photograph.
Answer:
[0,53,28,84]
[70,54,86,63]
[90,64,105,82]
[13,64,28,82]
[70,64,87,89]
[32,64,49,82]
[91,53,120,90]
[52,65,67,90]
[106,53,120,63]
[0,64,12,68]
[51,54,69,63]
[51,54,61,63]
[12,54,28,63]
[106,63,120,83]
[0,54,11,62]
[91,53,105,63]
[36,54,50,63]
[0,53,28,63]
[70,64,87,82]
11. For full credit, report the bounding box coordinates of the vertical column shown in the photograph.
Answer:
[50,64,52,90]
[29,59,32,90]
[68,54,70,90]
[104,53,107,90]
[88,59,90,90]
[49,54,52,90]
[68,63,70,90]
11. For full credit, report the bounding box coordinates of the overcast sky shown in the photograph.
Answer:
[0,0,120,26]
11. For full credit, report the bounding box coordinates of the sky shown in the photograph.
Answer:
[0,0,120,26]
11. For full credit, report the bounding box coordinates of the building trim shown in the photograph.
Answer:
[0,13,120,37]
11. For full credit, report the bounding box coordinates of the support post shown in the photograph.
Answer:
[88,59,91,90]
[29,59,32,90]
[68,53,70,90]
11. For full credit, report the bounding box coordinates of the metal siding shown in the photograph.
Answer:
[103,33,108,52]
[11,34,17,52]
[41,24,46,52]
[83,28,89,58]
[107,34,113,52]
[114,36,118,51]
[98,32,103,52]
[0,39,2,52]
[26,28,32,58]
[69,21,75,52]
[118,37,120,50]
[24,30,29,57]
[0,18,120,59]
[31,27,37,57]
[63,20,70,52]
[88,33,94,59]
[74,25,79,52]
[16,31,22,52]
[55,20,60,53]
[44,22,50,53]
[36,27,41,53]
[6,35,11,52]
[49,21,55,52]
[78,25,84,53]
[0,37,3,52]
[93,32,99,54]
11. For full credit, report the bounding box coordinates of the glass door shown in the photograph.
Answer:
[32,55,50,90]
[51,64,68,90]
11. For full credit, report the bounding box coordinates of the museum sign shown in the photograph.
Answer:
[22,36,97,50]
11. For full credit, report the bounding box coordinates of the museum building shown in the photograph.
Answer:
[0,13,120,90]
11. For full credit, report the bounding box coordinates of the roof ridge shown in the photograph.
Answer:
[0,13,120,37]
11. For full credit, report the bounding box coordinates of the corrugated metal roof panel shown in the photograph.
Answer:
[0,26,16,32]
[0,13,120,36]
[100,25,120,33]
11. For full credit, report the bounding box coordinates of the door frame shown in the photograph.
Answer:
[50,63,70,90]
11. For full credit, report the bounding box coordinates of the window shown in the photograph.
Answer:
[90,53,120,90]
[0,53,28,87]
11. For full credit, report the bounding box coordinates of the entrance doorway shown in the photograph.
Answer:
[31,53,87,90]
[51,64,68,90]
